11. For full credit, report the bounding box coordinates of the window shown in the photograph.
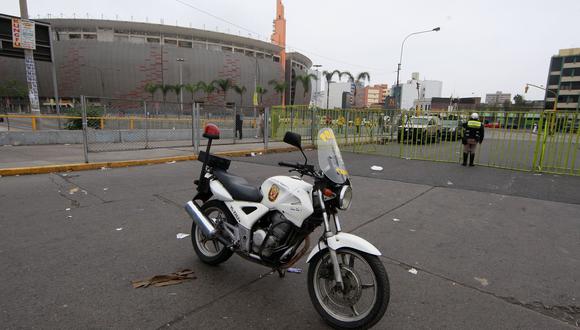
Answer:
[234,48,244,54]
[69,34,81,39]
[564,56,575,63]
[164,38,177,46]
[245,50,255,57]
[256,53,264,59]
[83,34,97,40]
[179,40,192,48]
[550,57,563,71]
[273,56,280,63]
[548,75,560,85]
[222,46,233,52]
[562,68,575,77]
[147,37,160,44]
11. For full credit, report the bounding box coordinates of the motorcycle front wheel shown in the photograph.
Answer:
[308,248,390,329]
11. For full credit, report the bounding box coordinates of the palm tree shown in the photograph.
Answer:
[144,82,159,101]
[212,78,234,106]
[197,81,216,105]
[339,72,371,108]
[255,85,268,106]
[322,70,341,109]
[268,80,288,105]
[156,84,174,116]
[184,82,203,103]
[233,85,247,107]
[171,84,184,118]
[295,73,318,100]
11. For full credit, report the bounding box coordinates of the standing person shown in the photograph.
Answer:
[461,113,485,167]
[235,110,243,140]
[257,109,265,141]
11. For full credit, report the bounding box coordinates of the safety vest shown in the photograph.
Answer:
[467,120,482,128]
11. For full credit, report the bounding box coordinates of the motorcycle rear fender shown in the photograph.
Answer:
[306,232,381,263]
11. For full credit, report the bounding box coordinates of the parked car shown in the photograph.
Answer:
[398,116,442,144]
[484,121,501,128]
[441,119,462,141]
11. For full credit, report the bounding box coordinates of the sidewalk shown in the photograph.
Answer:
[0,141,295,175]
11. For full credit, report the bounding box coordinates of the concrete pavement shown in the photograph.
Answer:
[0,150,578,328]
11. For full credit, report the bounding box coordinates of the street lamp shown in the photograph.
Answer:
[177,58,185,118]
[395,27,440,109]
[312,64,322,106]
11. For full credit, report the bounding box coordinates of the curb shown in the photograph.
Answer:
[0,146,306,177]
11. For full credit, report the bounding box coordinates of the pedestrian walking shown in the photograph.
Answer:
[235,111,243,140]
[461,113,485,167]
[257,110,265,140]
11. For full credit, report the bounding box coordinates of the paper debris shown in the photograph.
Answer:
[392,218,400,222]
[82,190,88,195]
[409,229,416,232]
[68,187,79,195]
[65,208,71,211]
[408,268,418,275]
[67,215,72,219]
[447,180,454,185]
[370,165,383,171]
[176,233,190,239]
[287,267,302,274]
[474,277,489,286]
[100,167,109,171]
[103,188,109,191]
[116,227,123,231]
[166,161,176,164]
[132,269,196,288]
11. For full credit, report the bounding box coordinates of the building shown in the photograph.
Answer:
[545,48,580,111]
[485,91,512,106]
[394,72,442,110]
[0,2,312,109]
[324,82,353,109]
[361,84,389,108]
[308,69,325,107]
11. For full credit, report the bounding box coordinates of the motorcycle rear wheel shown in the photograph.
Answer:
[308,248,390,329]
[191,200,233,265]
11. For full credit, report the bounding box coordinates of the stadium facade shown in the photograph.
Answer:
[0,3,312,108]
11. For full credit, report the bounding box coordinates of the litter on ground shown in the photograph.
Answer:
[370,165,383,171]
[287,267,302,274]
[408,268,418,275]
[176,233,190,239]
[392,218,400,222]
[132,269,196,288]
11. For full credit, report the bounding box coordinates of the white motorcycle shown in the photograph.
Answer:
[185,125,390,329]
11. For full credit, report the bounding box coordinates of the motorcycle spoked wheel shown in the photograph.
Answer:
[191,200,234,265]
[308,248,390,329]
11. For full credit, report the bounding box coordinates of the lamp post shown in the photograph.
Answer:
[312,64,322,107]
[177,58,184,118]
[395,27,440,109]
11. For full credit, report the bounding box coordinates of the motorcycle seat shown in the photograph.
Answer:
[213,170,263,202]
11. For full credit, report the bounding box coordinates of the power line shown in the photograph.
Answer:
[173,0,389,72]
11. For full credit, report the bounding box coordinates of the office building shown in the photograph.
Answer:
[545,48,580,111]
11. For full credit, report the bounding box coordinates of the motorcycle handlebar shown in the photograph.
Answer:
[278,161,298,168]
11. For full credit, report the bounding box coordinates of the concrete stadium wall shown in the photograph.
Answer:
[0,39,310,107]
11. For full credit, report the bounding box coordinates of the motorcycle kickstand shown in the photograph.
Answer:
[276,268,286,278]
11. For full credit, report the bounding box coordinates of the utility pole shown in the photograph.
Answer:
[19,0,40,114]
[177,58,184,118]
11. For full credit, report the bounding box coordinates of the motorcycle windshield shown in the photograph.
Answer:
[317,128,348,184]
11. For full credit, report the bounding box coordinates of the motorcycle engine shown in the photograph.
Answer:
[252,212,294,258]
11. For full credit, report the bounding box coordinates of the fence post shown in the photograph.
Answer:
[264,107,270,150]
[532,111,548,172]
[192,103,200,154]
[233,105,237,144]
[31,116,37,131]
[81,95,89,163]
[311,107,316,145]
[144,100,149,149]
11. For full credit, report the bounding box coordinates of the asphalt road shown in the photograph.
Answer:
[1,151,579,329]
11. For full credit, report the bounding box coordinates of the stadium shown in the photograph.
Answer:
[0,8,313,109]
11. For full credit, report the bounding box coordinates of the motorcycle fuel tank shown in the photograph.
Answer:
[260,176,314,227]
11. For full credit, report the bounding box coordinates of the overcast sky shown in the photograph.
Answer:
[5,0,580,100]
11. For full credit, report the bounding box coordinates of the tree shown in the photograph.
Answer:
[184,83,203,103]
[233,85,247,107]
[197,81,216,105]
[513,94,525,106]
[212,78,234,106]
[268,80,288,105]
[354,72,371,107]
[322,70,341,109]
[255,85,268,106]
[144,82,159,101]
[294,73,318,100]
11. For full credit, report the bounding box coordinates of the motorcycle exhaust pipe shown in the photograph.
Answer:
[185,201,217,237]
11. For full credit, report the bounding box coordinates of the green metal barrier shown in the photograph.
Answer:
[270,106,580,176]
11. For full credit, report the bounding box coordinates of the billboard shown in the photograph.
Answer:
[12,18,36,50]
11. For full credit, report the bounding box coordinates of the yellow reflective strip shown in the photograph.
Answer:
[467,120,481,128]
[336,168,348,175]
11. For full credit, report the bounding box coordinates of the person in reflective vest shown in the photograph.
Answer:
[462,113,485,166]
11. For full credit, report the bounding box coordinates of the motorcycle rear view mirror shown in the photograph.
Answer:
[283,131,302,149]
[203,123,220,140]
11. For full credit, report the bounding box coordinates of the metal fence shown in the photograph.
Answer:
[272,106,580,176]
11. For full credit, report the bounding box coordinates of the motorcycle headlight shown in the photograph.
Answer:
[339,185,352,210]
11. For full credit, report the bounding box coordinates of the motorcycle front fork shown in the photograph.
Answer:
[317,190,345,289]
